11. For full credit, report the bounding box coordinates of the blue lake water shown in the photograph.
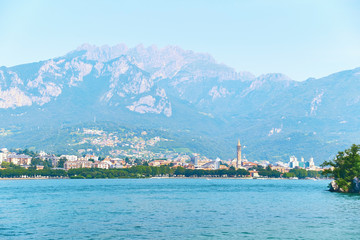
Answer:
[0,179,359,239]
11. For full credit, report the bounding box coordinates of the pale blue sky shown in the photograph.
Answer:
[0,0,359,80]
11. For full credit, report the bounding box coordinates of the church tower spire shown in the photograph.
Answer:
[236,139,242,169]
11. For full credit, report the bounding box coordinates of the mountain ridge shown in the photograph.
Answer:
[0,43,359,164]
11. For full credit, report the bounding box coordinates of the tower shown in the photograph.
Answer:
[236,139,242,169]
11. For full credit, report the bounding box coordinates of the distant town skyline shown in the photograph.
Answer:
[1,0,360,81]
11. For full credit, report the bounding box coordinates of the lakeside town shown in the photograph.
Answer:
[0,139,325,179]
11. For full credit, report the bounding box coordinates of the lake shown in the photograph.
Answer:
[0,179,359,239]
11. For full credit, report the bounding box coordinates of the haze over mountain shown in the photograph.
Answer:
[0,43,359,164]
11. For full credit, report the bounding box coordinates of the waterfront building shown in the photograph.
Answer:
[236,140,242,169]
[248,170,259,178]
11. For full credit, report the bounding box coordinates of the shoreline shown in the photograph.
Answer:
[0,177,68,180]
[0,177,330,180]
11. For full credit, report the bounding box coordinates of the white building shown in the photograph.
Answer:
[306,157,316,170]
[289,156,299,168]
[60,155,78,161]
[214,158,221,170]
[0,152,7,164]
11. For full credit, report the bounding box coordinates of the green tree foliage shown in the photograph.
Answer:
[322,144,360,192]
[1,162,10,168]
[14,149,37,158]
[1,162,22,169]
[257,166,282,178]
[283,172,295,178]
[0,168,67,178]
[57,158,67,168]
[65,166,249,179]
[30,158,52,169]
[289,169,308,179]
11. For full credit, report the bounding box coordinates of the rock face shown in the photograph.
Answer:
[329,180,341,192]
[330,178,360,193]
[351,177,360,193]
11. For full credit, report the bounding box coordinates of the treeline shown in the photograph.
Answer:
[0,166,249,179]
[173,166,249,177]
[0,165,322,179]
[0,168,67,178]
[67,166,250,179]
[256,166,322,179]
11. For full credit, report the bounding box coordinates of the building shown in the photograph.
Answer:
[200,158,221,170]
[306,157,315,168]
[60,155,78,161]
[236,140,242,169]
[289,156,299,168]
[40,154,60,167]
[0,152,7,164]
[92,161,110,169]
[298,157,305,168]
[242,161,258,170]
[249,170,259,178]
[214,158,220,170]
[149,160,169,167]
[306,157,316,170]
[36,165,44,170]
[85,154,99,161]
[7,154,32,166]
[270,165,288,173]
[191,156,199,166]
[64,160,92,170]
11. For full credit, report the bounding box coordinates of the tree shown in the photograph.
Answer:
[283,172,295,178]
[57,158,67,168]
[1,162,10,168]
[289,168,307,179]
[174,166,185,176]
[322,144,360,192]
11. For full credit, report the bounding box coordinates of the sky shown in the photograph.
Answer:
[0,0,359,81]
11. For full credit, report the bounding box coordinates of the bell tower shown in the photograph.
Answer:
[236,139,242,169]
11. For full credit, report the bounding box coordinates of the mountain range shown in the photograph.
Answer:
[0,43,359,164]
